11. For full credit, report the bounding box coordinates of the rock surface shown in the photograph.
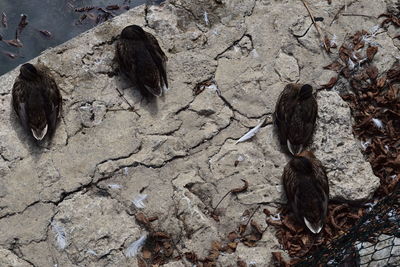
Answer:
[0,0,396,265]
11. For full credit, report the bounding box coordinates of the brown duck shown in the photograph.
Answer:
[282,150,329,234]
[274,83,317,155]
[116,25,168,97]
[12,63,62,140]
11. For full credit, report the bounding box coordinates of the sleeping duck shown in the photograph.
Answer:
[274,83,317,155]
[116,25,168,97]
[282,150,329,234]
[12,63,62,141]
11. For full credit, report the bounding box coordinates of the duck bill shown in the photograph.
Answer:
[31,124,48,141]
[304,217,323,234]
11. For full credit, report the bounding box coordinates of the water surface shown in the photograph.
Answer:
[0,0,161,75]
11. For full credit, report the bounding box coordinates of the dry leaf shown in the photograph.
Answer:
[231,179,248,193]
[366,46,378,61]
[323,61,343,72]
[321,76,338,89]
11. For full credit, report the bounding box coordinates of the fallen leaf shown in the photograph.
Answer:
[231,179,248,193]
[320,76,338,89]
[366,46,378,61]
[323,61,343,72]
[135,212,149,225]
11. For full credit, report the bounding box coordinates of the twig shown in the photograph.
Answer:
[330,5,346,26]
[212,191,231,213]
[244,205,261,228]
[115,87,141,117]
[341,13,377,19]
[301,0,330,52]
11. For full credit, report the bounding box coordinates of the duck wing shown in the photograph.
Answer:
[12,78,29,130]
[41,74,62,132]
[145,32,168,90]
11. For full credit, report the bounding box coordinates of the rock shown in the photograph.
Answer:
[0,249,32,267]
[312,91,380,201]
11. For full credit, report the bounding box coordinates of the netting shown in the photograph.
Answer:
[296,182,400,266]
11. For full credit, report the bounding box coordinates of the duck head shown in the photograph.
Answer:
[120,25,146,41]
[20,63,39,81]
[27,91,48,141]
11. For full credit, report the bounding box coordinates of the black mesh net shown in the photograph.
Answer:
[296,182,400,267]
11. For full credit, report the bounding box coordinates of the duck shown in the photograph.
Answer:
[12,63,62,141]
[282,150,329,234]
[116,25,168,97]
[273,83,317,155]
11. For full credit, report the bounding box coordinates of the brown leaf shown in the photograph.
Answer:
[263,208,271,216]
[237,259,247,267]
[323,61,343,72]
[148,216,159,222]
[238,224,247,235]
[377,76,386,88]
[142,249,152,259]
[228,242,238,249]
[135,212,149,225]
[231,179,248,193]
[152,232,170,239]
[366,65,379,80]
[366,46,378,61]
[321,76,338,89]
[324,35,331,53]
[250,220,263,234]
[227,231,239,241]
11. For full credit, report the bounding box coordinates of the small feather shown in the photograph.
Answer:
[348,58,355,70]
[86,249,97,255]
[235,121,264,144]
[270,213,281,221]
[207,84,221,95]
[132,194,148,209]
[371,118,384,129]
[108,184,122,189]
[125,234,147,258]
[204,11,209,25]
[330,34,337,47]
[51,221,67,250]
[251,49,259,58]
[360,139,371,150]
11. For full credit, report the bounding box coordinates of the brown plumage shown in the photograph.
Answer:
[116,25,168,97]
[12,63,62,141]
[282,150,329,234]
[274,83,317,155]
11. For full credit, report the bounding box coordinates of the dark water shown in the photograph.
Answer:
[0,0,161,76]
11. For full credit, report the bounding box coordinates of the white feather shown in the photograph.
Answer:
[132,194,148,209]
[125,234,147,258]
[348,58,356,70]
[108,184,122,189]
[235,121,264,144]
[204,11,209,25]
[372,118,384,129]
[51,221,67,250]
[123,167,129,175]
[86,249,97,256]
[270,213,281,221]
[251,49,259,58]
[360,139,371,150]
[330,34,337,47]
[207,84,221,95]
[237,154,245,162]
